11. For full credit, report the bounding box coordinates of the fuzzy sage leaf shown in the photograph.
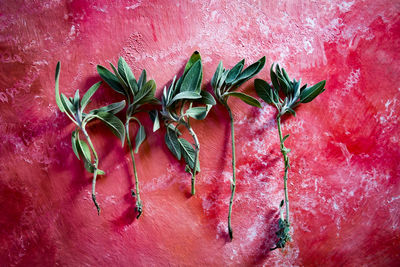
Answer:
[157,51,215,195]
[255,63,326,250]
[55,62,126,215]
[97,57,158,218]
[210,56,265,240]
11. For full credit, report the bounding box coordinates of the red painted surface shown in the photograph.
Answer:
[1,0,399,266]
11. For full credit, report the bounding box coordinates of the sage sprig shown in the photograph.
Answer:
[97,58,158,218]
[153,51,216,195]
[211,56,265,240]
[254,63,326,249]
[55,62,126,215]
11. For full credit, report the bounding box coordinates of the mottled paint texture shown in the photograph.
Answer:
[0,0,399,266]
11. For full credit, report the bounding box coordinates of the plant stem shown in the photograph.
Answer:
[226,105,236,240]
[83,129,101,215]
[125,122,142,218]
[277,115,290,223]
[187,125,200,195]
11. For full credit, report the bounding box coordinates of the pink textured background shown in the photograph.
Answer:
[1,0,399,266]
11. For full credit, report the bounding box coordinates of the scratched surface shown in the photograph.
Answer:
[0,0,399,266]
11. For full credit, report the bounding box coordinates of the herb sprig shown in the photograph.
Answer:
[255,63,326,249]
[55,62,126,215]
[97,58,158,218]
[153,51,216,195]
[211,56,265,240]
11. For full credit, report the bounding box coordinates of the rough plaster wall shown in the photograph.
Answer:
[0,0,399,266]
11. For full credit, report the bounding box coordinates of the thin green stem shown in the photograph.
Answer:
[226,104,236,240]
[186,124,200,195]
[83,128,101,215]
[277,115,290,223]
[125,122,142,218]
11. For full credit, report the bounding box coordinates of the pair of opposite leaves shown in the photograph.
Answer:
[55,51,325,248]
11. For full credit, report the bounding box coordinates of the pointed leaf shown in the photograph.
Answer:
[92,112,125,145]
[149,110,160,132]
[77,139,91,163]
[270,64,280,90]
[211,61,223,89]
[225,59,244,84]
[165,127,181,160]
[55,62,65,112]
[178,138,197,170]
[300,80,326,103]
[134,122,146,153]
[168,91,201,106]
[282,134,290,142]
[118,57,137,95]
[185,106,210,120]
[97,65,126,95]
[90,100,126,115]
[200,90,216,105]
[254,79,274,104]
[133,80,156,105]
[60,93,76,117]
[137,69,146,90]
[180,60,202,93]
[71,130,80,160]
[81,82,102,111]
[183,51,201,76]
[225,92,261,108]
[235,56,266,87]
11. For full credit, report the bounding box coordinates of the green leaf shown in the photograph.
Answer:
[277,75,289,95]
[77,139,91,163]
[168,91,201,106]
[92,112,126,145]
[133,80,156,105]
[81,81,102,111]
[281,68,291,84]
[54,62,65,112]
[118,57,137,95]
[270,64,280,91]
[183,51,201,76]
[165,127,181,160]
[185,106,210,120]
[97,65,126,95]
[180,60,202,93]
[282,134,290,142]
[73,89,80,107]
[137,69,146,90]
[211,61,223,89]
[225,92,261,108]
[71,130,80,160]
[167,123,182,136]
[60,93,76,117]
[109,63,130,97]
[149,110,160,132]
[178,138,198,170]
[200,90,216,105]
[235,56,266,87]
[286,107,296,116]
[254,79,274,104]
[134,122,146,153]
[83,161,104,175]
[225,59,244,84]
[300,80,326,103]
[90,100,126,115]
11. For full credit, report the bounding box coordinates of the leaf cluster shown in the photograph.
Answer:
[255,63,326,116]
[97,57,159,153]
[55,62,126,174]
[211,56,266,108]
[156,51,216,176]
